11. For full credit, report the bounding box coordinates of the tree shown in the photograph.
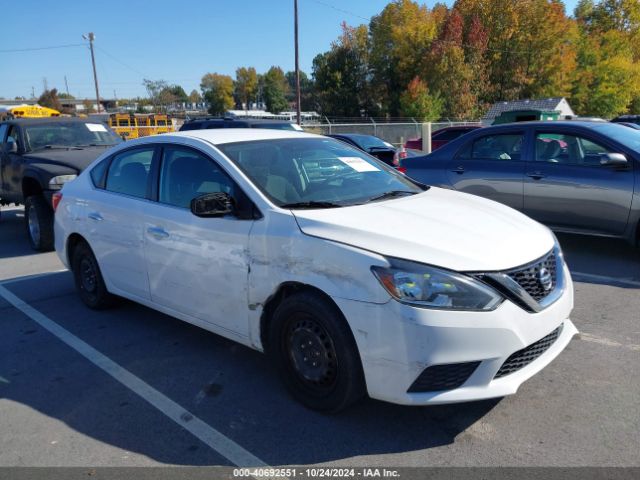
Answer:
[235,67,258,111]
[312,23,376,116]
[399,77,443,120]
[82,99,95,114]
[38,88,62,111]
[188,89,202,104]
[142,79,168,111]
[58,92,75,100]
[200,73,234,115]
[263,66,289,114]
[286,70,316,111]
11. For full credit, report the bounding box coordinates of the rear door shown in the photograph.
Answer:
[523,128,634,235]
[84,145,156,300]
[446,128,528,210]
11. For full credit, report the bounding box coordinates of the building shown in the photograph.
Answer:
[483,97,575,125]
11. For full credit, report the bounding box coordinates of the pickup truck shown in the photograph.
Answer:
[0,117,121,251]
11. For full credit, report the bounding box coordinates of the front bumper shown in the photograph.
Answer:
[333,263,576,405]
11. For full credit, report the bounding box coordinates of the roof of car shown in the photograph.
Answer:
[185,117,295,125]
[167,128,318,145]
[1,117,105,125]
[481,120,621,130]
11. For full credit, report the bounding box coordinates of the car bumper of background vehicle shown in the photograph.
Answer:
[332,264,576,406]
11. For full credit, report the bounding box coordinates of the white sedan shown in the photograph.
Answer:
[54,128,577,412]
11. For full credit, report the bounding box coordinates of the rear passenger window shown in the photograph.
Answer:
[105,147,154,198]
[90,159,110,189]
[458,134,523,161]
[159,146,235,209]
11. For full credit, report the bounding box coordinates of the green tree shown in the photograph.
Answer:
[142,79,168,111]
[312,23,376,116]
[58,92,75,100]
[399,77,443,120]
[235,67,258,111]
[188,89,202,104]
[200,73,234,115]
[38,88,62,111]
[263,66,289,114]
[286,70,316,111]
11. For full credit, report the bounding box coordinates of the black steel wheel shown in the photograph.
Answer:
[71,242,114,310]
[24,195,54,251]
[268,291,365,412]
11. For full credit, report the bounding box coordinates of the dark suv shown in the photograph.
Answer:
[180,117,302,132]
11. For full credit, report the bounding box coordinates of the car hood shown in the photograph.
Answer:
[292,187,555,272]
[23,146,111,172]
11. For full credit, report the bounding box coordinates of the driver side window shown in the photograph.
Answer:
[159,146,236,209]
[535,133,614,166]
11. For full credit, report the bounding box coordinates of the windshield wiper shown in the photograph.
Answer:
[280,201,344,209]
[32,144,83,151]
[74,143,116,147]
[365,190,417,203]
[367,146,393,150]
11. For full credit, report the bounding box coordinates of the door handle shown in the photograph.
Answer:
[451,166,465,174]
[88,212,103,221]
[147,226,169,239]
[526,171,546,180]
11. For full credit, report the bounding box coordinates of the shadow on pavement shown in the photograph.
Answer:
[1,271,499,466]
[0,207,38,260]
[556,233,640,288]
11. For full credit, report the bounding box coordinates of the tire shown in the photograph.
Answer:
[71,242,115,310]
[25,195,54,251]
[268,291,366,412]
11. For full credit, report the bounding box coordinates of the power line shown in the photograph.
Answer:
[94,45,147,78]
[306,0,371,22]
[0,43,84,53]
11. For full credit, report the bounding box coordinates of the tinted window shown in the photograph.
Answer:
[434,129,463,141]
[459,133,523,161]
[23,122,121,151]
[0,124,7,142]
[159,146,235,209]
[105,148,154,198]
[535,133,615,166]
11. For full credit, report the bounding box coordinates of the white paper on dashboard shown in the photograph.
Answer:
[336,156,380,172]
[85,123,108,132]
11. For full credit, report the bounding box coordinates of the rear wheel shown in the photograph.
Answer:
[25,195,54,251]
[71,242,115,309]
[268,291,365,412]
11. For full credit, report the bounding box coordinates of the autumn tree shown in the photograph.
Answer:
[200,73,234,115]
[38,88,62,111]
[400,77,443,120]
[235,67,258,111]
[188,89,202,104]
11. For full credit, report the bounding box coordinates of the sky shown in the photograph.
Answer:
[0,0,579,100]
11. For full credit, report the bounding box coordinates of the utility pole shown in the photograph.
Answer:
[31,86,35,99]
[294,0,301,126]
[83,33,101,113]
[64,76,70,96]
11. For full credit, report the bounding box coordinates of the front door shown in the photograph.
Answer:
[143,145,254,336]
[523,130,634,235]
[446,131,527,210]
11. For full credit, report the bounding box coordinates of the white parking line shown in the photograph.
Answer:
[571,272,640,288]
[0,283,267,468]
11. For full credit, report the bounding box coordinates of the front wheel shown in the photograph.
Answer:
[71,242,115,310]
[25,195,54,251]
[268,291,365,412]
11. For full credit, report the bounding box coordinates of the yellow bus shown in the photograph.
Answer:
[2,104,61,118]
[108,113,173,139]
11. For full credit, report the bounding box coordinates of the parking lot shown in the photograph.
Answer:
[1,204,639,468]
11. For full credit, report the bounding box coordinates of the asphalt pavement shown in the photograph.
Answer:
[1,206,639,468]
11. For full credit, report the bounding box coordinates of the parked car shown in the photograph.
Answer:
[327,133,399,167]
[616,122,640,130]
[55,129,576,412]
[0,117,121,250]
[180,117,302,131]
[611,114,640,126]
[405,125,481,151]
[403,121,640,246]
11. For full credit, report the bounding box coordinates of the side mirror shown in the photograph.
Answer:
[190,192,235,217]
[600,153,627,166]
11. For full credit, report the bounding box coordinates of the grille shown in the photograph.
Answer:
[507,251,557,301]
[494,325,562,379]
[408,361,480,393]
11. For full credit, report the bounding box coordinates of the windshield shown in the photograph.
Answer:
[593,123,640,152]
[218,137,425,208]
[24,122,122,151]
[352,135,391,150]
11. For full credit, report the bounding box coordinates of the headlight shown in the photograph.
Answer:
[372,259,503,311]
[48,174,77,189]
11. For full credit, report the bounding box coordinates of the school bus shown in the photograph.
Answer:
[108,113,174,139]
[3,104,61,119]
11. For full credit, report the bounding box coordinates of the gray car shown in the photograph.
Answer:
[403,121,640,246]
